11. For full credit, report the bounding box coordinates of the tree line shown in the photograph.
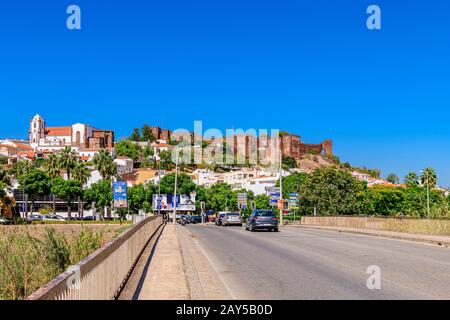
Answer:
[1,147,117,219]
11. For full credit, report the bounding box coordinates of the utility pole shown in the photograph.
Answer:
[279,150,283,226]
[426,170,430,218]
[158,156,162,218]
[172,149,179,225]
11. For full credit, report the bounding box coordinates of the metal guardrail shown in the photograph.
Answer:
[27,215,163,300]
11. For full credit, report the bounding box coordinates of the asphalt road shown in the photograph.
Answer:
[185,224,450,300]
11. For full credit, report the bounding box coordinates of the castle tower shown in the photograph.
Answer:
[29,114,45,149]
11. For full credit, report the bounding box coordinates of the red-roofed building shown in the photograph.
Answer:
[28,114,114,159]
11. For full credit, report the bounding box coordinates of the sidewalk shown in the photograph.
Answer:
[135,224,231,300]
[137,224,190,300]
[287,224,450,247]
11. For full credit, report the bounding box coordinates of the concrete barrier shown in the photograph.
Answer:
[300,216,450,236]
[27,215,163,300]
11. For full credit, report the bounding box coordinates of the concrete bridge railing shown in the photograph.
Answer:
[27,215,163,300]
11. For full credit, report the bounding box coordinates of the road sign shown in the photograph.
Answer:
[237,193,248,208]
[287,193,299,210]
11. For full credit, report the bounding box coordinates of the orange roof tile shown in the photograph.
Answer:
[45,126,72,136]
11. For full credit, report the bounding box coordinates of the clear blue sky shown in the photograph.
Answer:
[0,1,449,187]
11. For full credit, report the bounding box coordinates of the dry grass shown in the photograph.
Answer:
[0,224,125,242]
[0,224,131,300]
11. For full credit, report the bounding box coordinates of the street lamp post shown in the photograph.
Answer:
[172,149,179,225]
[421,170,431,218]
[279,149,283,226]
[426,170,430,218]
[157,155,162,218]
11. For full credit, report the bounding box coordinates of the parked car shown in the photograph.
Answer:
[191,215,202,224]
[27,214,44,222]
[222,212,242,226]
[43,214,66,222]
[245,210,278,232]
[0,217,9,225]
[83,216,97,221]
[216,212,227,226]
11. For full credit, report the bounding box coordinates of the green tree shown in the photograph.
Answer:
[254,194,271,210]
[72,160,90,218]
[141,125,155,142]
[159,173,196,195]
[128,183,156,214]
[115,140,142,161]
[282,156,297,169]
[83,180,113,217]
[51,178,83,219]
[9,160,34,179]
[142,146,154,158]
[370,185,405,216]
[43,154,61,214]
[0,167,13,217]
[386,173,400,184]
[404,172,420,187]
[299,167,363,216]
[130,128,141,141]
[93,149,117,181]
[18,169,51,217]
[275,172,309,199]
[204,183,234,213]
[421,167,437,189]
[59,147,77,180]
[159,150,174,170]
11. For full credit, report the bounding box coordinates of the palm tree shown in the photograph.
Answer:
[59,146,77,180]
[159,150,173,170]
[421,167,437,189]
[9,160,34,179]
[44,154,61,214]
[404,172,420,187]
[72,159,90,218]
[93,149,117,181]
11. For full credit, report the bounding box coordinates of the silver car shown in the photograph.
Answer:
[222,212,242,226]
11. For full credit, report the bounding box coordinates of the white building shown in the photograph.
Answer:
[114,156,134,175]
[28,114,114,160]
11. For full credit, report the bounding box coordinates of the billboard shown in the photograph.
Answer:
[113,182,128,209]
[180,193,196,211]
[153,193,196,211]
[153,194,169,211]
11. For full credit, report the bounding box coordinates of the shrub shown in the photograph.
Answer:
[0,227,106,300]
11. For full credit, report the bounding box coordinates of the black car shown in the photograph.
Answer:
[245,210,279,232]
[191,215,202,224]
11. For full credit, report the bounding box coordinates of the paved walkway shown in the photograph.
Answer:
[134,224,231,300]
[287,225,450,247]
[137,224,190,300]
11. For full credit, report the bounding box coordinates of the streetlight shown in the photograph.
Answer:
[172,148,180,225]
[279,148,283,226]
[421,170,430,218]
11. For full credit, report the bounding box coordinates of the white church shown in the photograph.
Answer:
[29,114,115,159]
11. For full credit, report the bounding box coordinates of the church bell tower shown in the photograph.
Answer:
[29,114,45,149]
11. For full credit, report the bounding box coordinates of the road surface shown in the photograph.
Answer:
[185,224,450,300]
